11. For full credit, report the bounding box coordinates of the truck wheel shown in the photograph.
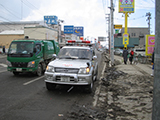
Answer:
[13,72,19,76]
[36,64,42,76]
[46,82,56,91]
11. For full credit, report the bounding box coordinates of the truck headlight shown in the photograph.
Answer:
[46,66,54,72]
[27,61,35,68]
[79,67,90,74]
[6,60,12,67]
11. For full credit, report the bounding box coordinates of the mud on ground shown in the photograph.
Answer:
[65,55,153,120]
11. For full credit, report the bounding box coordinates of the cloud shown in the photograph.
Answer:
[1,0,155,39]
[22,0,107,38]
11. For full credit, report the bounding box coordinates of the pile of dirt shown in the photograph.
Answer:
[102,66,153,120]
[64,104,107,120]
[64,53,153,120]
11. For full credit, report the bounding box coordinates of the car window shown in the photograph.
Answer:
[58,48,92,60]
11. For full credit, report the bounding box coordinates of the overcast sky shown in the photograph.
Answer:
[0,0,155,44]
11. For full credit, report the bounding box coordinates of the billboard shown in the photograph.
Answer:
[98,37,106,42]
[74,27,83,36]
[114,24,122,29]
[44,16,58,25]
[119,0,135,13]
[123,33,129,45]
[145,35,155,56]
[64,25,74,34]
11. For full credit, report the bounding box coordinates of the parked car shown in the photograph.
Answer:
[114,49,123,56]
[44,46,98,93]
[134,48,145,57]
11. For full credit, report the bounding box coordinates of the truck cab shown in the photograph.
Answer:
[7,39,59,76]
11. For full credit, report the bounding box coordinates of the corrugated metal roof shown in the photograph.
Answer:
[0,30,24,35]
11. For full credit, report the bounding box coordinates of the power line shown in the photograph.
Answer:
[0,4,21,20]
[22,0,45,15]
[151,0,155,3]
[114,15,146,21]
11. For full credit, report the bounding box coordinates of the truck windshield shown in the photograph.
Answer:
[8,42,34,57]
[58,48,92,60]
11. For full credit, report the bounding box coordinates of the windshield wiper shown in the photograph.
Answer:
[78,57,89,60]
[59,56,78,59]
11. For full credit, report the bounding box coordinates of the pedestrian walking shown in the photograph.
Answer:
[2,46,5,54]
[151,50,154,76]
[122,47,128,64]
[129,49,134,64]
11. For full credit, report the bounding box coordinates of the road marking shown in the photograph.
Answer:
[0,63,7,67]
[23,76,44,85]
[0,70,7,73]
[0,55,7,59]
[93,62,106,107]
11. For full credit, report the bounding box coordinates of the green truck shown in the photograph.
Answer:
[7,37,60,76]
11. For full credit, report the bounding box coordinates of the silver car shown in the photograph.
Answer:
[44,46,98,93]
[114,49,123,56]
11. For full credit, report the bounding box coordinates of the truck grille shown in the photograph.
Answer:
[55,68,79,74]
[11,62,28,68]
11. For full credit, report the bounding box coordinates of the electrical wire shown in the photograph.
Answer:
[22,0,45,15]
[0,4,21,20]
[151,0,155,3]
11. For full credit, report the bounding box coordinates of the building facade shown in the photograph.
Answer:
[0,21,64,49]
[121,27,148,46]
[114,27,149,49]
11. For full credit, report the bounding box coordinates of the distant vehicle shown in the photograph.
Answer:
[44,45,98,93]
[114,49,123,56]
[7,38,60,76]
[134,48,145,57]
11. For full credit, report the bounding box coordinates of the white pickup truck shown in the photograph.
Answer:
[44,45,98,93]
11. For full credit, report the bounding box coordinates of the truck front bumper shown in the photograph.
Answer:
[44,72,92,86]
[7,67,37,73]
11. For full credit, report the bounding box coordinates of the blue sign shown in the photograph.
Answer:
[64,25,74,34]
[74,27,83,36]
[44,16,58,25]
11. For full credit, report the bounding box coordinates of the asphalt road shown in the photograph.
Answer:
[0,50,105,120]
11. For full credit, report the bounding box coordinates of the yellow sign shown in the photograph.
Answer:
[124,44,127,48]
[123,33,129,45]
[145,35,155,56]
[119,0,135,13]
[114,25,122,29]
[75,30,79,33]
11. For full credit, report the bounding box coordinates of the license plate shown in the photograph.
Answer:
[61,76,70,82]
[16,68,22,71]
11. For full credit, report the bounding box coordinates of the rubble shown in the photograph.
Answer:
[64,53,153,120]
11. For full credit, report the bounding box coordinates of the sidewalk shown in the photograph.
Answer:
[0,54,7,59]
[101,54,153,120]
[114,55,152,76]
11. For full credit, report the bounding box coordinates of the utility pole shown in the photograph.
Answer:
[105,14,110,53]
[110,0,114,65]
[21,0,23,20]
[146,12,151,35]
[152,0,160,119]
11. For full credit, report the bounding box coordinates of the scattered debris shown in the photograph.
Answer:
[64,53,153,120]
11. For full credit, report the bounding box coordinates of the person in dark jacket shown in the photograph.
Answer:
[2,46,5,54]
[122,47,128,64]
[151,50,154,76]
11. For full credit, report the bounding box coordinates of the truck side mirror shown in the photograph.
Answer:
[33,48,37,53]
[52,54,57,59]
